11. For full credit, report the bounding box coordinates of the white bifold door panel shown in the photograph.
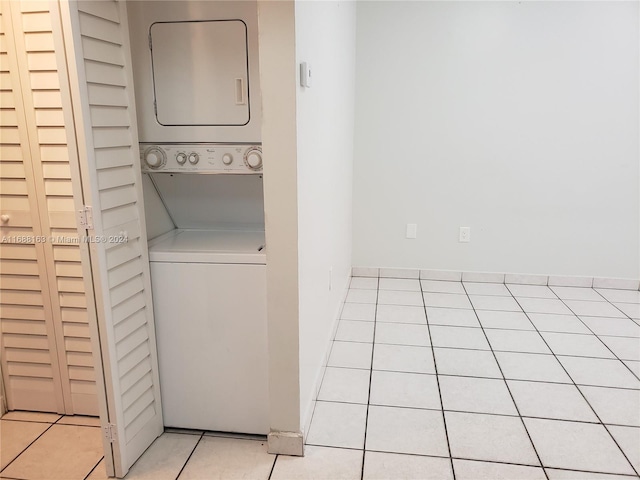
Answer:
[59,1,163,477]
[0,0,99,416]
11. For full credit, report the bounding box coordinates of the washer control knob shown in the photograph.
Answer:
[222,153,234,165]
[176,152,187,165]
[188,152,199,165]
[244,147,263,170]
[144,146,166,169]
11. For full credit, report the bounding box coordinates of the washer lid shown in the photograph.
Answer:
[148,229,266,264]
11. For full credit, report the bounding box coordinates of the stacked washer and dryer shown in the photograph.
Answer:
[127,1,268,434]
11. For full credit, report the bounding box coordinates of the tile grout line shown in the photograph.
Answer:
[175,431,205,480]
[510,290,640,477]
[307,279,368,451]
[83,456,105,480]
[266,454,279,480]
[589,288,640,381]
[320,363,640,392]
[304,440,640,478]
[420,282,457,480]
[333,335,640,352]
[555,290,640,476]
[360,275,379,480]
[543,466,640,479]
[593,288,640,323]
[325,353,640,392]
[347,296,639,319]
[0,420,57,476]
[0,418,61,425]
[312,398,640,428]
[458,282,550,480]
[0,414,62,425]
[548,289,639,382]
[306,310,343,447]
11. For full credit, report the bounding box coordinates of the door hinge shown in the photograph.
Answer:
[148,32,152,51]
[103,423,118,443]
[77,205,94,230]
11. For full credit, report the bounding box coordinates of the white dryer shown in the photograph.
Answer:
[127,1,262,144]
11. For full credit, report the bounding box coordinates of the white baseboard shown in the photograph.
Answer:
[267,431,304,456]
[301,277,351,444]
[352,267,640,291]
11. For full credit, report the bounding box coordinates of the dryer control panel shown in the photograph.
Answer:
[140,144,263,174]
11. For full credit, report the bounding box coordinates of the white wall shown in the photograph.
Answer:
[353,1,639,279]
[141,175,174,240]
[295,1,356,431]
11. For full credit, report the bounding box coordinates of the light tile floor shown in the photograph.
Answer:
[306,278,640,480]
[0,412,103,479]
[2,278,639,479]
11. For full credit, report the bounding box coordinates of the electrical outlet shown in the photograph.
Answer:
[459,227,471,243]
[406,223,417,239]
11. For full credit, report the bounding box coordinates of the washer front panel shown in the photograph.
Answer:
[140,143,262,173]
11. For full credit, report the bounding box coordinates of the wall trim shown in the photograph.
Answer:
[0,367,6,417]
[352,267,640,291]
[301,278,351,444]
[267,431,304,456]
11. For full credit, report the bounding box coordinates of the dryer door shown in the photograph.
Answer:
[150,20,250,126]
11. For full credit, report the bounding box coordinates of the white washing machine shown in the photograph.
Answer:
[141,144,268,434]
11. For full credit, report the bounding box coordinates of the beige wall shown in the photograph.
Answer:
[258,0,302,436]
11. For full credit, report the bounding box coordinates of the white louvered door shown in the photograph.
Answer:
[59,1,163,476]
[0,1,66,413]
[0,0,99,416]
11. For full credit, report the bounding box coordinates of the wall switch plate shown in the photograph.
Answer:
[459,227,471,243]
[406,223,417,239]
[300,62,312,88]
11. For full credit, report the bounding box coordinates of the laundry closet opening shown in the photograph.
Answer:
[127,0,268,435]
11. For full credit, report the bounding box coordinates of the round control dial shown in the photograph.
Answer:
[243,147,263,171]
[176,152,187,165]
[144,146,166,169]
[188,152,199,165]
[222,153,234,166]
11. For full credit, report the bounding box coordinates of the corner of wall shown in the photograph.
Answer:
[257,0,303,436]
